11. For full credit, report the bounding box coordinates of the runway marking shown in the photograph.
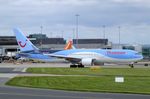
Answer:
[13,67,27,72]
[0,73,18,78]
[0,92,112,99]
[13,68,24,72]
[22,68,27,72]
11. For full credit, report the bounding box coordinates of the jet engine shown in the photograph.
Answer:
[81,58,94,66]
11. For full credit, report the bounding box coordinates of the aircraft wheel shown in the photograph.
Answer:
[144,64,148,66]
[78,64,84,68]
[70,64,77,68]
[129,64,134,68]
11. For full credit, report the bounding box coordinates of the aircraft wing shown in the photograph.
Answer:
[17,53,30,57]
[47,54,81,62]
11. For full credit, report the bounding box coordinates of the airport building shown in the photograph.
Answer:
[73,39,111,49]
[142,45,150,59]
[29,34,110,49]
[29,34,66,50]
[112,44,142,53]
[0,36,18,58]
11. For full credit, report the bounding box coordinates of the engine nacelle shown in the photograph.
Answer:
[81,58,94,66]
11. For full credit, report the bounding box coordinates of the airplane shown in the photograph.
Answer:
[14,28,143,68]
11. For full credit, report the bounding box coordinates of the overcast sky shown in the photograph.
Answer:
[0,0,150,44]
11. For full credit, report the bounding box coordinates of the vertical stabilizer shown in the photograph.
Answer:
[13,28,39,52]
[64,40,76,50]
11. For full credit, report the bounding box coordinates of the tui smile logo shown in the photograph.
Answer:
[18,39,27,48]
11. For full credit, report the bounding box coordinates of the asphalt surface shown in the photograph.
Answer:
[0,68,14,73]
[0,86,149,99]
[0,63,149,99]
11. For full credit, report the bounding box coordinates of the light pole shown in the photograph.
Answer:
[102,25,105,39]
[61,30,64,38]
[40,26,43,34]
[118,26,121,45]
[75,14,79,48]
[40,26,43,48]
[73,28,75,39]
[50,32,53,38]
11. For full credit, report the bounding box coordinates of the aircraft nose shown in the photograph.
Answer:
[136,55,143,59]
[140,55,143,59]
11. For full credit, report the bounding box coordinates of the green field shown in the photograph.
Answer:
[27,67,150,76]
[6,67,150,94]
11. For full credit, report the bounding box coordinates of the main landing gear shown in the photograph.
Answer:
[70,64,84,68]
[129,64,134,68]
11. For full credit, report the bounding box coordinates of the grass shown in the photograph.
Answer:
[6,76,150,94]
[27,67,150,77]
[6,67,150,94]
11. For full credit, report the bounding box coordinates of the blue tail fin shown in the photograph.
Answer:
[13,28,39,52]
